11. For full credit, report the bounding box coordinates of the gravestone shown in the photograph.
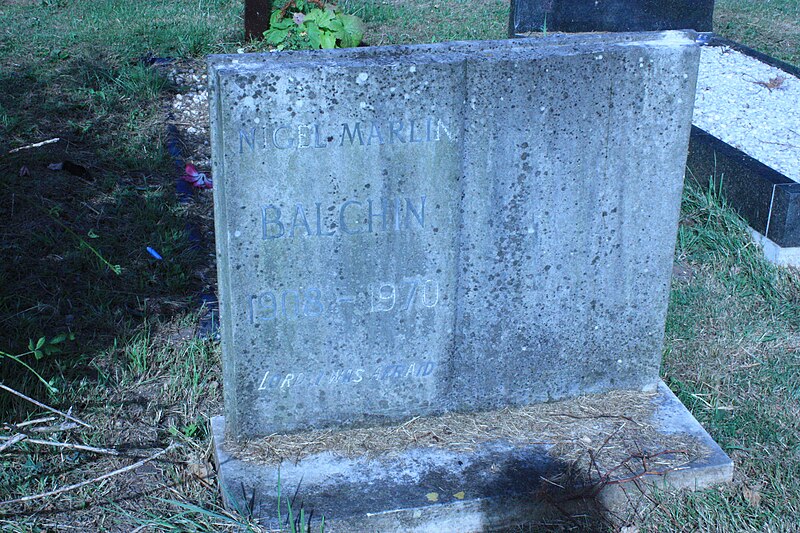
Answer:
[509,0,715,36]
[209,32,732,529]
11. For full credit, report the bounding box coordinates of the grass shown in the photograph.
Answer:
[339,0,508,44]
[654,178,800,530]
[0,0,242,365]
[714,0,800,65]
[0,0,798,531]
[0,0,243,530]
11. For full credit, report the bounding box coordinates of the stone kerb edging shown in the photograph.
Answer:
[687,36,800,264]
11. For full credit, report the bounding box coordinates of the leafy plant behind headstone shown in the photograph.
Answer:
[265,0,364,50]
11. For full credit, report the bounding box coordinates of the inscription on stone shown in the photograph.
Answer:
[256,361,437,391]
[248,277,440,322]
[260,196,427,239]
[238,118,453,152]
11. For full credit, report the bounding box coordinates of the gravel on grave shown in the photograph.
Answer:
[694,45,800,183]
[165,46,800,187]
[164,61,211,172]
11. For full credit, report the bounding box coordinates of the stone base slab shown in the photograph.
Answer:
[750,228,800,267]
[212,381,732,531]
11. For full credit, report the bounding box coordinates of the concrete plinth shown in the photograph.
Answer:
[212,381,732,531]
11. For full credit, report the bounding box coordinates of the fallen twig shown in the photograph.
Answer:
[5,416,56,429]
[0,435,120,456]
[30,422,80,433]
[0,433,27,453]
[551,413,636,423]
[7,138,60,154]
[5,417,78,434]
[0,442,180,506]
[595,448,691,487]
[0,383,92,428]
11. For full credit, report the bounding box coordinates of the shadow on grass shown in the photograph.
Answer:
[0,51,211,412]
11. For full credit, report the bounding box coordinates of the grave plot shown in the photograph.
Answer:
[207,32,732,529]
[689,37,800,266]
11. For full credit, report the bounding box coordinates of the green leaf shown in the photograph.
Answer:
[269,9,285,25]
[43,345,62,356]
[35,337,46,350]
[327,17,345,36]
[303,8,321,23]
[305,22,322,49]
[270,18,294,30]
[313,8,336,29]
[338,14,364,48]
[320,32,336,49]
[28,339,34,351]
[50,333,68,345]
[265,28,290,45]
[268,10,294,30]
[33,349,43,360]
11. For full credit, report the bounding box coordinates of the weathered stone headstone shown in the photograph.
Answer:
[509,0,715,36]
[209,32,732,529]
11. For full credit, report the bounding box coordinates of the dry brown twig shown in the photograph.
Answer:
[753,75,787,91]
[0,442,181,506]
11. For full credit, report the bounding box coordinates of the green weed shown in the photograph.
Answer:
[0,334,74,393]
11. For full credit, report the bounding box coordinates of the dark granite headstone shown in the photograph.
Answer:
[509,0,714,36]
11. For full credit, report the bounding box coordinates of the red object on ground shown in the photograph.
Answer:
[182,164,213,189]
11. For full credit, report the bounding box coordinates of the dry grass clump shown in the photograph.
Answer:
[233,388,704,484]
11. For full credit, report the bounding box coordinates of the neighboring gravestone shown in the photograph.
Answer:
[509,0,714,36]
[209,32,732,528]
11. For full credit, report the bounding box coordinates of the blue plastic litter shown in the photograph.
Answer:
[146,247,163,260]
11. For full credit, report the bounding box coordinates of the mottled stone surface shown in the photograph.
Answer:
[209,32,700,438]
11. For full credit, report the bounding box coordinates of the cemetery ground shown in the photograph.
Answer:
[0,0,798,531]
